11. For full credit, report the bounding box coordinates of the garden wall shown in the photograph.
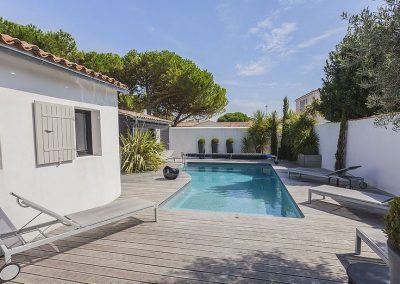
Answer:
[169,127,248,158]
[315,117,400,196]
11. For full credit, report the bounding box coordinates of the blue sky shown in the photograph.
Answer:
[1,0,381,116]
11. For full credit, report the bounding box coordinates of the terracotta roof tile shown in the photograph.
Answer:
[0,33,128,90]
[118,109,171,124]
[176,120,251,127]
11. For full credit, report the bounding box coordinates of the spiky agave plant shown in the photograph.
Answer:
[120,130,165,173]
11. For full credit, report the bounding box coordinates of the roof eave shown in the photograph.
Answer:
[0,44,129,94]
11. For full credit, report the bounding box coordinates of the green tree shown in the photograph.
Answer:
[121,50,181,114]
[71,51,123,77]
[279,97,292,160]
[0,18,77,59]
[344,0,400,130]
[1,18,228,125]
[122,50,227,125]
[269,111,279,155]
[317,35,375,169]
[217,112,250,122]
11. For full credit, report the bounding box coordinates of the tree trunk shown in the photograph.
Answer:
[334,112,347,170]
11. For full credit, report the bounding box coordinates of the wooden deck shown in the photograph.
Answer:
[8,161,385,283]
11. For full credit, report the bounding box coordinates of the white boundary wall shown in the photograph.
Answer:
[315,117,400,196]
[169,127,248,157]
[0,50,121,232]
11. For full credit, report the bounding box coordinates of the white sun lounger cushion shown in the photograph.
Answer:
[66,198,156,227]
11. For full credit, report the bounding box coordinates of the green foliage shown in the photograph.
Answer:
[384,197,400,250]
[241,136,255,153]
[343,1,400,130]
[279,97,292,159]
[211,138,219,144]
[217,112,250,122]
[71,51,123,77]
[334,113,347,170]
[1,18,227,125]
[118,93,145,112]
[122,50,227,125]
[243,110,271,153]
[120,130,165,173]
[0,18,77,58]
[289,113,319,157]
[226,137,234,144]
[317,39,375,122]
[270,111,279,156]
[198,138,205,144]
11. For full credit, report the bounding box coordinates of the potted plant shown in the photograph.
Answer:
[384,197,400,283]
[211,138,219,153]
[226,138,234,153]
[198,138,205,154]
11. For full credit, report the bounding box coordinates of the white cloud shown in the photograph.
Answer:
[248,10,280,35]
[236,59,273,76]
[297,28,343,48]
[258,22,297,55]
[279,0,306,8]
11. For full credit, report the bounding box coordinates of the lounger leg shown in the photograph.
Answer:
[0,245,11,263]
[154,206,158,222]
[308,190,312,204]
[355,235,361,255]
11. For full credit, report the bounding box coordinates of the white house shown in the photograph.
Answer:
[295,89,327,123]
[0,34,128,234]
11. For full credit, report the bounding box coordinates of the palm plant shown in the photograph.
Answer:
[247,110,271,153]
[241,136,254,153]
[287,113,319,158]
[120,130,165,173]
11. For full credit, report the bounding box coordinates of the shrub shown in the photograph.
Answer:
[245,110,271,153]
[384,197,400,250]
[241,136,255,153]
[226,137,234,144]
[290,113,319,157]
[280,112,319,160]
[198,138,205,144]
[211,138,219,144]
[120,130,165,173]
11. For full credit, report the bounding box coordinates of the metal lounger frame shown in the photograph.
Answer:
[0,192,157,264]
[308,187,390,211]
[288,166,364,188]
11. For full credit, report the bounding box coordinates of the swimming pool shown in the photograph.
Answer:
[163,163,303,218]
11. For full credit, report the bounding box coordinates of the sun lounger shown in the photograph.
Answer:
[355,227,388,264]
[0,192,157,281]
[288,165,367,188]
[308,185,393,211]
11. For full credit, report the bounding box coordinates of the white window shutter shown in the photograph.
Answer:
[33,101,76,165]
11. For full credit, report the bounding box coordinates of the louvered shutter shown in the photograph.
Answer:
[33,101,76,165]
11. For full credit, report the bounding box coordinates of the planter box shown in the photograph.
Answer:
[297,154,321,168]
[212,143,219,154]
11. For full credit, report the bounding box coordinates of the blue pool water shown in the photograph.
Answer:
[163,163,303,218]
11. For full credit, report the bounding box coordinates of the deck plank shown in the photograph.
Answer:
[9,161,385,283]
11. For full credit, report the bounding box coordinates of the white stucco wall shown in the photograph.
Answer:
[0,50,121,232]
[315,117,400,196]
[169,127,248,157]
